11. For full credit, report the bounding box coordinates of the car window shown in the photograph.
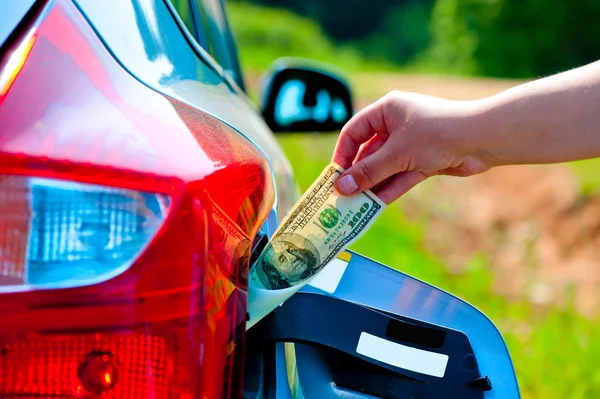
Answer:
[170,0,244,90]
[170,0,195,37]
[197,0,240,77]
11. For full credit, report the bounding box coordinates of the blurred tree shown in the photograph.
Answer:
[227,2,373,71]
[230,0,404,40]
[428,0,600,78]
[228,0,435,68]
[352,1,433,66]
[230,0,600,78]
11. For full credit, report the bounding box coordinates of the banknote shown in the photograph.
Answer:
[249,162,385,290]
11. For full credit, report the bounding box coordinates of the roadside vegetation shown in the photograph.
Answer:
[228,2,600,397]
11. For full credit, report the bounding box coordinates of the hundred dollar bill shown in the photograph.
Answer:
[249,162,385,290]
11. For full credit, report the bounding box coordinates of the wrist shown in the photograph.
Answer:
[443,98,504,170]
[461,96,512,169]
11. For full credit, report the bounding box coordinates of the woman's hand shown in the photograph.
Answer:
[334,62,600,205]
[332,91,492,204]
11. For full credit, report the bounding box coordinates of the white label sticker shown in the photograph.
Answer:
[308,258,348,293]
[356,332,449,378]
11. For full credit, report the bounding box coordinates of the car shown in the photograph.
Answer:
[0,0,520,398]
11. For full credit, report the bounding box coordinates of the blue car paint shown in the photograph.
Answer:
[72,0,298,219]
[299,250,521,399]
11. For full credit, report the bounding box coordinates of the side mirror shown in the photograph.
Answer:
[260,58,354,133]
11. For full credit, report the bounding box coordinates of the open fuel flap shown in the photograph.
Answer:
[244,251,520,399]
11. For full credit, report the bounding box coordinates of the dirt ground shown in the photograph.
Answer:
[350,72,524,104]
[402,165,600,316]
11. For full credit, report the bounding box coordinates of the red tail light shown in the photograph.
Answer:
[0,0,274,398]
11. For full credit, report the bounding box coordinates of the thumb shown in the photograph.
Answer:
[335,143,400,195]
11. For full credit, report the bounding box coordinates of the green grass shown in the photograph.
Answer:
[569,158,600,195]
[276,132,600,399]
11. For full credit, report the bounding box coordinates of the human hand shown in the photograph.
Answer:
[332,91,493,204]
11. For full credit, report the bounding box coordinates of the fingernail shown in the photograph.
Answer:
[337,174,358,195]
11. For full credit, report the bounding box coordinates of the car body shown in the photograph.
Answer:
[0,1,520,398]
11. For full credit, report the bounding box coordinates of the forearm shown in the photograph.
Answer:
[472,61,600,167]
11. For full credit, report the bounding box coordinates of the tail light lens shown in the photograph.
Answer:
[2,326,193,398]
[0,0,274,398]
[0,175,169,289]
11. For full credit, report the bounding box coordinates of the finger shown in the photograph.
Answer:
[354,134,387,164]
[331,98,389,169]
[374,171,429,204]
[335,142,399,195]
